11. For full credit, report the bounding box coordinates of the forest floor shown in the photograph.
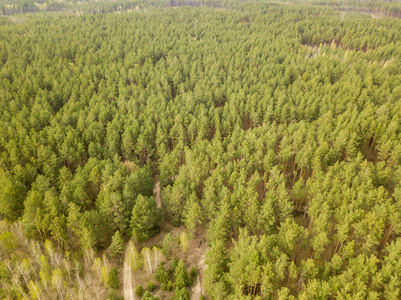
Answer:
[154,181,162,208]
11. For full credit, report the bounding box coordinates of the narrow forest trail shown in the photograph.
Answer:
[190,255,206,300]
[154,181,162,208]
[123,244,135,300]
[189,240,209,300]
[154,175,178,208]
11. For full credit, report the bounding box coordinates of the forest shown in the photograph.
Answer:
[1,0,401,299]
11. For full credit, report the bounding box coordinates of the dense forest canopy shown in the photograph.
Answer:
[1,0,401,299]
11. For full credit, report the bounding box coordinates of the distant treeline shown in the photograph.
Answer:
[1,0,228,16]
[2,0,401,17]
[288,0,401,18]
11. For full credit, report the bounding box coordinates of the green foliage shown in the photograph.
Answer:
[147,281,156,292]
[183,194,203,234]
[171,287,190,300]
[174,260,191,289]
[0,262,11,280]
[160,280,173,292]
[108,267,120,289]
[108,230,124,260]
[155,266,170,284]
[0,232,17,255]
[0,169,27,221]
[169,258,179,275]
[162,233,174,256]
[142,291,160,300]
[190,266,197,278]
[136,284,144,297]
[205,240,229,299]
[131,195,162,241]
[180,231,189,254]
[128,241,143,271]
[106,289,123,300]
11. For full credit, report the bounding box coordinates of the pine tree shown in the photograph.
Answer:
[131,195,162,241]
[109,231,124,261]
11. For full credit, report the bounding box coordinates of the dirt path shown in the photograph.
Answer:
[190,255,206,300]
[154,181,162,208]
[154,175,178,208]
[123,243,135,300]
[188,238,209,300]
